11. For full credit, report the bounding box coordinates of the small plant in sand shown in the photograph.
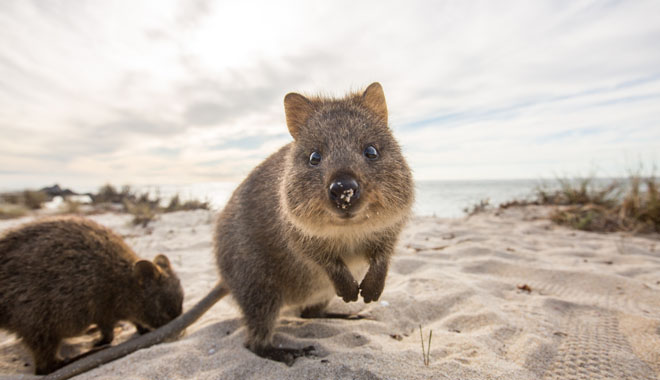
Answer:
[419,325,432,367]
[165,194,210,212]
[125,201,158,227]
[463,198,491,216]
[122,192,161,227]
[61,200,82,215]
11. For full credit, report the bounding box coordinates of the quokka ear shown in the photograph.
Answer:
[362,82,388,123]
[133,260,161,285]
[284,92,314,140]
[153,254,172,271]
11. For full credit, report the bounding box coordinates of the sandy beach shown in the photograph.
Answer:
[1,207,659,380]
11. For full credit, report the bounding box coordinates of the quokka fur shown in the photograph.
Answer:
[0,216,183,374]
[214,82,414,362]
[41,82,413,378]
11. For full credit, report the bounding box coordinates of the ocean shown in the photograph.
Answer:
[136,179,554,219]
[12,177,626,218]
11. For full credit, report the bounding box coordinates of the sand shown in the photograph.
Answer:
[1,206,659,380]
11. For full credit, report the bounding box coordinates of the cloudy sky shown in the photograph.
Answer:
[1,0,659,190]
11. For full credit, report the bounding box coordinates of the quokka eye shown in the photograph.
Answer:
[309,151,322,166]
[364,145,379,160]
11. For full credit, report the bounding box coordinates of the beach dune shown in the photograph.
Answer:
[1,207,659,379]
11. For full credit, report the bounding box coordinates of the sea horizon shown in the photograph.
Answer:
[2,177,628,219]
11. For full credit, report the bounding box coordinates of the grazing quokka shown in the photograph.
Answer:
[0,216,183,374]
[44,82,414,377]
[214,82,414,363]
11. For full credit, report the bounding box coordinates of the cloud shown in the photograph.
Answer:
[0,0,659,189]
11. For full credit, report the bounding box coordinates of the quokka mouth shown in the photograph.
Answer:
[328,204,366,221]
[338,211,356,219]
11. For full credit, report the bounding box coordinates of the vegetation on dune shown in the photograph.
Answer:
[548,176,659,233]
[0,190,48,210]
[0,204,29,220]
[499,175,660,234]
[463,199,491,216]
[0,183,210,226]
[165,194,210,213]
[91,184,210,227]
[0,190,48,219]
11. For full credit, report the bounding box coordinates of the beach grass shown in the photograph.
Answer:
[92,184,210,226]
[0,184,210,225]
[0,189,48,219]
[500,174,660,233]
[0,190,48,210]
[0,203,29,220]
[419,325,432,367]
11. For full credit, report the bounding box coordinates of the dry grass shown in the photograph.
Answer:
[0,190,48,210]
[419,325,432,367]
[62,200,82,214]
[124,200,158,227]
[165,194,210,212]
[552,176,659,233]
[93,184,209,226]
[502,175,660,234]
[463,199,491,216]
[0,184,210,224]
[0,204,29,220]
[0,189,49,219]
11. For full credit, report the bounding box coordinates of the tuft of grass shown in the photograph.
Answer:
[61,200,82,214]
[22,190,48,209]
[94,184,120,203]
[0,204,29,220]
[166,194,182,212]
[166,194,210,212]
[122,192,161,227]
[463,198,491,216]
[124,199,158,227]
[117,189,208,227]
[419,325,432,367]
[0,189,48,218]
[93,184,138,205]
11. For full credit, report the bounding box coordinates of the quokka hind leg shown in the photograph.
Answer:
[134,322,151,335]
[240,289,314,365]
[93,322,115,347]
[24,334,63,375]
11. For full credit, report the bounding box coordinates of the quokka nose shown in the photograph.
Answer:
[329,177,360,209]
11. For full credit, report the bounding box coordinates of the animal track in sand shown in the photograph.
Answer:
[542,307,656,380]
[442,312,506,334]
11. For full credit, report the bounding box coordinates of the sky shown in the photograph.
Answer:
[1,0,659,190]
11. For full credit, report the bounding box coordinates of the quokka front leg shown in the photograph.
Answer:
[359,237,396,303]
[323,257,360,303]
[359,256,389,303]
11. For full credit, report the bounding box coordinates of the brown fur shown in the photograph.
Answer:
[40,82,413,378]
[0,216,183,375]
[215,82,414,361]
